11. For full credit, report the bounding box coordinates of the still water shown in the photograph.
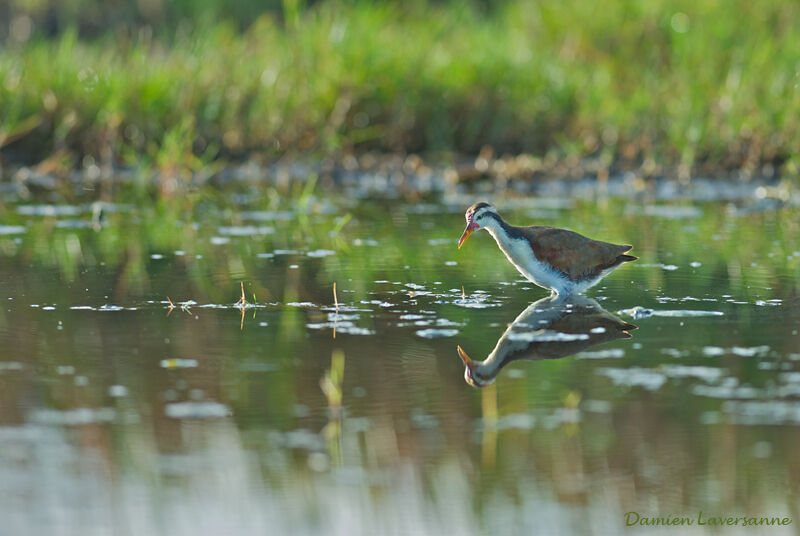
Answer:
[0,191,799,535]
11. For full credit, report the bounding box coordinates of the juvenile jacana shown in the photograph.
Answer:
[458,202,637,295]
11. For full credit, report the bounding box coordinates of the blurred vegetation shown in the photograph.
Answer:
[1,0,800,181]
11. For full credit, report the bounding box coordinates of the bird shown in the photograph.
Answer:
[457,202,637,295]
[457,295,637,387]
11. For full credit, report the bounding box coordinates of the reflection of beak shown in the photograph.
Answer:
[458,222,479,249]
[457,345,478,369]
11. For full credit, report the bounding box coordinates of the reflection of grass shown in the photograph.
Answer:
[2,1,800,180]
[321,349,345,465]
[3,197,799,305]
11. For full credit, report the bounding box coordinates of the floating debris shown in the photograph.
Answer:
[209,236,231,245]
[731,346,771,357]
[306,312,374,335]
[780,372,800,383]
[331,325,374,335]
[433,318,463,327]
[507,331,590,342]
[16,205,82,216]
[175,300,198,310]
[64,304,139,312]
[404,283,426,290]
[353,238,379,246]
[597,367,667,391]
[31,407,116,425]
[415,328,459,338]
[410,411,439,429]
[476,407,580,431]
[360,300,394,308]
[452,291,501,309]
[701,345,771,358]
[576,349,625,359]
[108,385,129,397]
[582,400,613,413]
[307,249,336,257]
[0,225,27,234]
[618,306,724,319]
[280,429,325,451]
[661,364,725,382]
[699,411,721,425]
[637,263,679,271]
[160,358,199,369]
[492,413,536,431]
[200,296,242,309]
[287,302,317,308]
[722,400,800,425]
[164,401,231,419]
[661,348,690,358]
[100,305,129,311]
[693,383,763,399]
[218,225,275,236]
[320,305,370,313]
[238,210,293,221]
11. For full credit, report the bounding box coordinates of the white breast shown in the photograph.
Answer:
[486,226,574,294]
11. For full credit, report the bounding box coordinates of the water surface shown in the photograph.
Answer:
[0,192,798,534]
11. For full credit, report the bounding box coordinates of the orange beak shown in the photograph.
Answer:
[457,345,477,369]
[458,222,479,249]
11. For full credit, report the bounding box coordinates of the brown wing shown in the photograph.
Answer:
[515,225,636,281]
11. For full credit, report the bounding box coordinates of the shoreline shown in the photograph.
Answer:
[2,155,797,205]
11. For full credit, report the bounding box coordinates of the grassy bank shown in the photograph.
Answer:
[2,1,800,182]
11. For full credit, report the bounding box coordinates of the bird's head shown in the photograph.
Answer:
[457,345,495,388]
[458,202,498,249]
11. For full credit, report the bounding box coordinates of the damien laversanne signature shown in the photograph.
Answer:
[625,511,793,527]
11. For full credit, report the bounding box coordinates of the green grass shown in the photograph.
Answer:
[2,0,800,181]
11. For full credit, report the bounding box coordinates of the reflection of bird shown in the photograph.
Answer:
[458,295,637,387]
[91,201,108,231]
[458,202,637,295]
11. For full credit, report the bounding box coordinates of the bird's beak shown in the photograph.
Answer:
[457,345,477,370]
[458,221,479,249]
